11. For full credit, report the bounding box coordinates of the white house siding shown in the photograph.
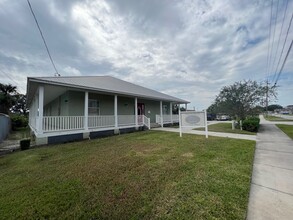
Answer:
[117,96,135,115]
[68,91,84,116]
[44,91,69,116]
[134,99,172,123]
[138,99,157,123]
[89,93,114,115]
[43,90,173,125]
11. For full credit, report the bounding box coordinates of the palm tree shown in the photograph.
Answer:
[0,83,17,114]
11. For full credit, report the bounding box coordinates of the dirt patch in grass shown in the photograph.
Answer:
[182,152,194,157]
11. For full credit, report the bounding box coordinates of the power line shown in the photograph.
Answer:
[0,69,25,92]
[265,0,274,81]
[27,0,60,76]
[268,0,280,80]
[0,69,20,86]
[274,39,293,86]
[273,12,293,84]
[271,0,289,83]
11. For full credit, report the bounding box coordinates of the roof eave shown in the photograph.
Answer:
[28,77,189,103]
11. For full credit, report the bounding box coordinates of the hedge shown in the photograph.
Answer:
[242,117,260,132]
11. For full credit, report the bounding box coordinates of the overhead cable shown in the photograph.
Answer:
[27,0,60,76]
[271,0,289,82]
[273,12,293,84]
[274,39,293,86]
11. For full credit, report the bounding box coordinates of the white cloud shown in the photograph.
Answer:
[63,66,81,76]
[0,0,292,108]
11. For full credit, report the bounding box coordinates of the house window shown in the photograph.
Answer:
[163,105,168,114]
[88,99,100,115]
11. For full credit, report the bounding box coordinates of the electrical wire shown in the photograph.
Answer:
[274,39,293,86]
[0,69,20,86]
[273,12,293,85]
[268,0,280,80]
[27,0,60,76]
[271,0,289,83]
[265,0,274,81]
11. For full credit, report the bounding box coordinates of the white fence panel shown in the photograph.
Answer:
[88,115,115,128]
[118,115,135,126]
[43,116,84,132]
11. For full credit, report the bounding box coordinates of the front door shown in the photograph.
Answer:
[137,103,145,124]
[137,103,145,115]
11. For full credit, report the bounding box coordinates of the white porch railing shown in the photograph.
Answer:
[43,116,84,132]
[143,115,151,129]
[118,115,135,126]
[88,115,115,128]
[36,115,151,133]
[156,114,179,124]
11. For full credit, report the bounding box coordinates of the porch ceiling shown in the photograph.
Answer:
[27,82,68,106]
[44,85,68,106]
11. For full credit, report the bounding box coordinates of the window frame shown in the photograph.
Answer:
[88,99,100,115]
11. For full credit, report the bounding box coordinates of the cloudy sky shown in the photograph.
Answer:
[0,0,292,109]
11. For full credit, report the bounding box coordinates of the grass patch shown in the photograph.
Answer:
[276,124,293,140]
[194,123,256,135]
[264,115,293,121]
[0,131,255,219]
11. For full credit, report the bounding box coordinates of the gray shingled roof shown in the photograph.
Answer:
[27,76,189,103]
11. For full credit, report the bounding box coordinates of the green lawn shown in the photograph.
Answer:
[276,124,293,140]
[194,123,256,135]
[265,115,293,121]
[0,131,255,219]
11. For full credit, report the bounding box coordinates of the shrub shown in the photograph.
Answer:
[242,117,260,132]
[20,139,30,150]
[10,114,28,130]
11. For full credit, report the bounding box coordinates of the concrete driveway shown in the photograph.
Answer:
[247,116,293,219]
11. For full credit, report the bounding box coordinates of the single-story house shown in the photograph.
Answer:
[27,76,189,145]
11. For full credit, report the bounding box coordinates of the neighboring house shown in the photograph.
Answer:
[27,76,189,145]
[0,113,10,143]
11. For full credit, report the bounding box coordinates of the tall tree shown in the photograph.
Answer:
[0,83,17,114]
[267,104,283,111]
[208,80,276,120]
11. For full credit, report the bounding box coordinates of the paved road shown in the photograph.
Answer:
[247,115,293,220]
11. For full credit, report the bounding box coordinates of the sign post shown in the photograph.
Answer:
[179,109,208,138]
[204,109,208,138]
[179,107,182,137]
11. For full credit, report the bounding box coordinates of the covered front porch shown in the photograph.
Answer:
[28,85,185,144]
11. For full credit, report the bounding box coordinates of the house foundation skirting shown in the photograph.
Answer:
[35,125,146,146]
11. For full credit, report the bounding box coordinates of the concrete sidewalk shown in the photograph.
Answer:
[247,116,293,219]
[0,139,19,156]
[153,127,256,141]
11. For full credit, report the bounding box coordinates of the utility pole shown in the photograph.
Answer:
[265,80,269,116]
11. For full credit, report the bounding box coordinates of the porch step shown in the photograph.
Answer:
[150,123,161,128]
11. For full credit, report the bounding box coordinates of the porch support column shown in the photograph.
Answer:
[185,103,187,111]
[135,97,138,128]
[160,101,163,127]
[114,95,118,128]
[38,86,44,134]
[170,102,173,124]
[84,91,88,130]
